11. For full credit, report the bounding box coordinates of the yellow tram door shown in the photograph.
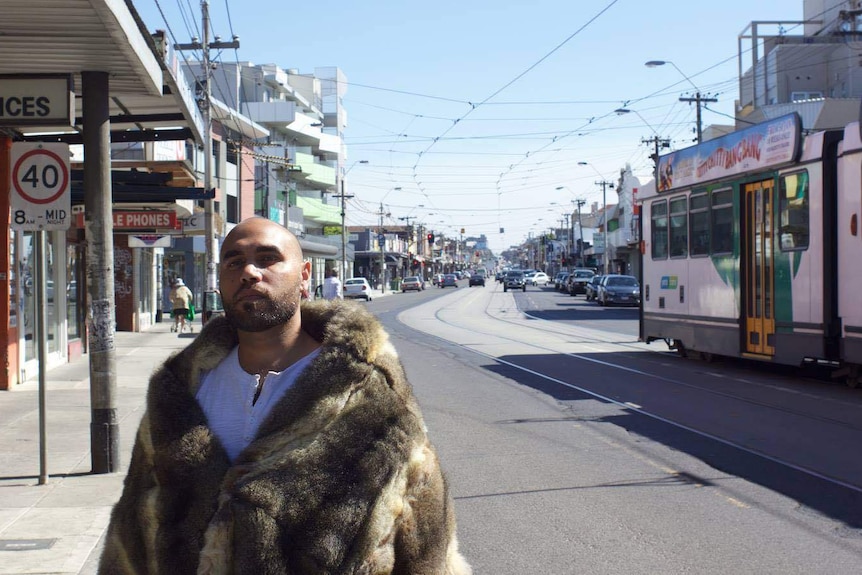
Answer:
[743,180,776,356]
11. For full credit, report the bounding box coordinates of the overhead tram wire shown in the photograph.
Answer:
[409,0,622,174]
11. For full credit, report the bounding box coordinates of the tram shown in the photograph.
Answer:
[637,112,862,387]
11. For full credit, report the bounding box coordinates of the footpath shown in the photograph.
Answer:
[0,288,391,574]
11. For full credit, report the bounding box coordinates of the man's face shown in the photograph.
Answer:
[218,219,310,332]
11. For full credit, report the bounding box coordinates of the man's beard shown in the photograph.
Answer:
[224,295,298,332]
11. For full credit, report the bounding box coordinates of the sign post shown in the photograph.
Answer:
[9,142,71,484]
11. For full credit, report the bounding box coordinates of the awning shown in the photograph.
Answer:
[298,238,338,258]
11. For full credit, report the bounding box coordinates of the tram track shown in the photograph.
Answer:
[397,283,862,493]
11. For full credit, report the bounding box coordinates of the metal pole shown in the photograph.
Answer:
[35,231,48,484]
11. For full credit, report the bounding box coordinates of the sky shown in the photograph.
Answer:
[132,0,804,255]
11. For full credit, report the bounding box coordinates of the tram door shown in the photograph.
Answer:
[743,180,775,356]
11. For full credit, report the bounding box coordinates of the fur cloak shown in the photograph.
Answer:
[99,299,471,574]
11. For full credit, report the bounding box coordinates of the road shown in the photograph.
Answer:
[365,279,862,574]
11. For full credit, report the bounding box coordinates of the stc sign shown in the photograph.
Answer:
[0,74,75,127]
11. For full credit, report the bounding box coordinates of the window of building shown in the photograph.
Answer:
[689,191,710,256]
[651,199,668,260]
[778,171,809,251]
[669,196,688,258]
[790,91,824,102]
[711,188,733,254]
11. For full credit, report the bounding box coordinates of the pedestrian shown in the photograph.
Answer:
[99,217,471,575]
[169,277,194,334]
[322,267,343,300]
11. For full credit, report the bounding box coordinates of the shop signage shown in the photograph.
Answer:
[129,234,172,248]
[75,210,177,229]
[0,74,75,127]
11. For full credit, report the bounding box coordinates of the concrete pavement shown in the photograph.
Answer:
[0,287,393,574]
[0,320,188,574]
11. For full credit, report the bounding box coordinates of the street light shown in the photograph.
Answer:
[614,108,669,179]
[340,160,368,280]
[578,162,614,274]
[645,60,717,143]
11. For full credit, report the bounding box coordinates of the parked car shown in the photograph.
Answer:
[567,268,595,295]
[440,273,459,288]
[469,273,486,287]
[585,274,604,302]
[597,274,640,306]
[401,276,424,292]
[530,272,550,286]
[343,277,374,301]
[503,270,527,292]
[555,272,569,291]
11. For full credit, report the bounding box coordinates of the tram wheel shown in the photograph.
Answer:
[848,365,861,389]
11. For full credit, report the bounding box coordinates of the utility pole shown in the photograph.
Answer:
[378,203,388,293]
[596,180,614,274]
[337,160,367,281]
[574,199,585,267]
[175,1,239,292]
[679,93,717,143]
[642,135,671,181]
[338,179,354,280]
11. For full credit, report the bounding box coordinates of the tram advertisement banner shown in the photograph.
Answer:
[656,113,801,192]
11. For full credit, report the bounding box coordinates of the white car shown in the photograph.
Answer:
[531,272,551,286]
[343,277,373,301]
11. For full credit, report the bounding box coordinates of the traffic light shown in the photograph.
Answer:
[427,233,434,243]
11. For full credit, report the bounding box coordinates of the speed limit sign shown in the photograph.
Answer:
[10,142,71,231]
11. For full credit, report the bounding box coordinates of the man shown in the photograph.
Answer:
[322,267,343,300]
[99,217,471,574]
[169,277,194,334]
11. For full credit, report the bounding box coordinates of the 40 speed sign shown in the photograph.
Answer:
[10,142,71,231]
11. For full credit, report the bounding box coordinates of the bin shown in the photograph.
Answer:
[390,279,401,292]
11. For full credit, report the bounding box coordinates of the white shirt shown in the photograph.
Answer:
[322,276,342,300]
[195,346,321,462]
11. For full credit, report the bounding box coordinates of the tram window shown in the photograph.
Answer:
[711,188,733,254]
[669,196,688,258]
[689,192,709,256]
[779,171,809,251]
[651,199,668,259]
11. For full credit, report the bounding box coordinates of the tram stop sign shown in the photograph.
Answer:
[9,142,71,231]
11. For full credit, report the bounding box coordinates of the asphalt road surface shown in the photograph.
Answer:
[365,279,862,574]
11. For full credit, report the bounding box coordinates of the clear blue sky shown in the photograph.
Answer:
[133,0,803,254]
